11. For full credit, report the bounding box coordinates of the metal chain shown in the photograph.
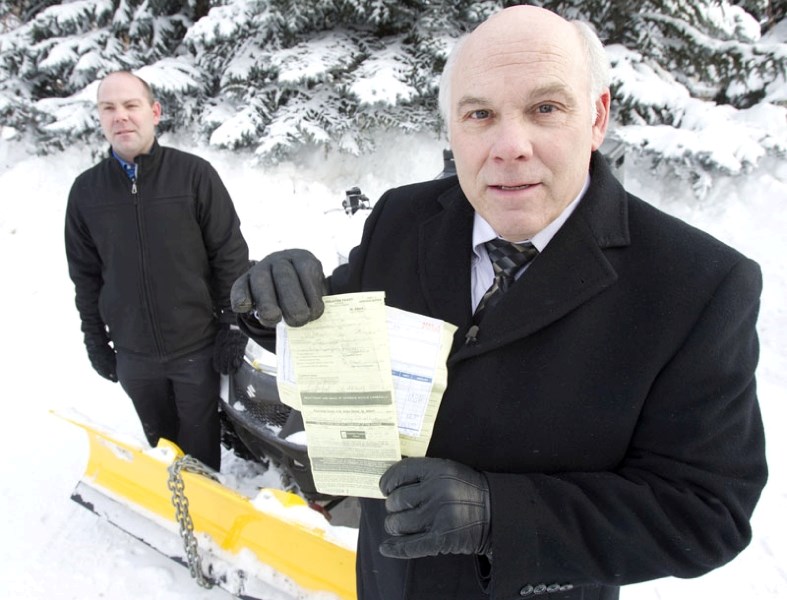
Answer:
[167,455,219,589]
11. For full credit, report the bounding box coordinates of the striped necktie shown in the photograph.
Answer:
[473,238,538,323]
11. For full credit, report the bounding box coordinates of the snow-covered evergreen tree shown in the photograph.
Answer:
[184,0,498,158]
[0,0,202,151]
[536,0,787,194]
[1,0,785,194]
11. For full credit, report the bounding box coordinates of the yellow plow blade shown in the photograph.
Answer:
[54,411,357,600]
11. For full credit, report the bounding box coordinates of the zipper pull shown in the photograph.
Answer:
[131,180,137,195]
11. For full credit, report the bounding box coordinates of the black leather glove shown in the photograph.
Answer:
[230,249,326,327]
[85,336,117,382]
[212,324,248,374]
[379,457,492,559]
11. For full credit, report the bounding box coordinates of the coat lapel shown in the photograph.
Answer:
[418,182,476,329]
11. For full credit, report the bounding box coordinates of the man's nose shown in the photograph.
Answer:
[490,117,534,162]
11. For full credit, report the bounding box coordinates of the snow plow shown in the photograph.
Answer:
[56,403,358,600]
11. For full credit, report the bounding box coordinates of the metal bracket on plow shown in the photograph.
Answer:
[53,411,357,600]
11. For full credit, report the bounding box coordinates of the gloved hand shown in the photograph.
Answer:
[379,457,491,559]
[212,324,248,374]
[85,336,117,382]
[230,249,326,327]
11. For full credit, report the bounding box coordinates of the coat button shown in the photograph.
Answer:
[519,585,534,596]
[534,584,548,594]
[559,584,574,591]
[547,583,561,593]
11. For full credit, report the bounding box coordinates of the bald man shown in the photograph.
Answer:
[231,6,766,599]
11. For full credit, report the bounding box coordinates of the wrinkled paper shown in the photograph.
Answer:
[276,292,456,498]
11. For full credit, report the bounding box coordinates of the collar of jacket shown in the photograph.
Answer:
[105,138,162,166]
[423,152,631,364]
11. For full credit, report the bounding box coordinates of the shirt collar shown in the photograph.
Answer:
[112,150,137,181]
[472,174,590,255]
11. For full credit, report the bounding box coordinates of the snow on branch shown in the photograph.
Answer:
[2,0,785,190]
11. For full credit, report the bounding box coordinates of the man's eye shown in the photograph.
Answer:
[537,104,556,114]
[469,109,491,120]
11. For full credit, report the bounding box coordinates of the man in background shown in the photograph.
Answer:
[231,6,766,599]
[65,71,249,471]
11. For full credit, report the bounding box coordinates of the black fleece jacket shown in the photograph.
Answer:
[65,141,249,358]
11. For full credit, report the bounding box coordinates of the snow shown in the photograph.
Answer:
[272,34,355,84]
[37,37,79,71]
[0,127,785,599]
[350,41,416,105]
[184,1,251,47]
[136,59,202,96]
[608,43,787,178]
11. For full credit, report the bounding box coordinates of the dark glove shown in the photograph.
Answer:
[379,457,491,559]
[230,249,326,327]
[85,337,117,382]
[212,324,248,374]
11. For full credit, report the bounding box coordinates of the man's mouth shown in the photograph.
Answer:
[494,184,532,191]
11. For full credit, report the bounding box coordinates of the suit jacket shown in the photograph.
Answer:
[325,153,766,600]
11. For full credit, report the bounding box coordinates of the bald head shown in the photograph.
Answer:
[439,6,609,130]
[473,5,578,49]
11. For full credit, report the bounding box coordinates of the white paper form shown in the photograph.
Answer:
[387,307,456,457]
[276,292,457,497]
[275,324,301,410]
[279,292,401,498]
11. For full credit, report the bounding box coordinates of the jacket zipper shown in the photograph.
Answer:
[132,166,166,357]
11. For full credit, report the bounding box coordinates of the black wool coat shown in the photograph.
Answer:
[324,153,767,600]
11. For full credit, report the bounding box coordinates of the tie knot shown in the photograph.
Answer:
[484,238,538,279]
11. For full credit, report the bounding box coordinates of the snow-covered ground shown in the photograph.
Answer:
[0,131,784,599]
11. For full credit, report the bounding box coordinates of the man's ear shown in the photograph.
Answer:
[591,89,611,151]
[152,101,162,126]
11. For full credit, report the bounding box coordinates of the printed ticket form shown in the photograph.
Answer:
[276,292,456,498]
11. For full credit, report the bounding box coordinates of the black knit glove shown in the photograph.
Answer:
[212,324,248,374]
[379,457,492,559]
[230,249,326,327]
[84,335,117,382]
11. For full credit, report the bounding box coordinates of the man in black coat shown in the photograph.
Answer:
[231,6,766,599]
[65,71,250,470]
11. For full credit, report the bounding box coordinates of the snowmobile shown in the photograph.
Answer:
[57,143,624,599]
[217,151,457,508]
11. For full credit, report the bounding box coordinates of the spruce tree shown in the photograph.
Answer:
[530,0,786,193]
[1,0,784,192]
[0,0,200,151]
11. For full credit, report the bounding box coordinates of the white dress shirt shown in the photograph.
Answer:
[470,175,591,312]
